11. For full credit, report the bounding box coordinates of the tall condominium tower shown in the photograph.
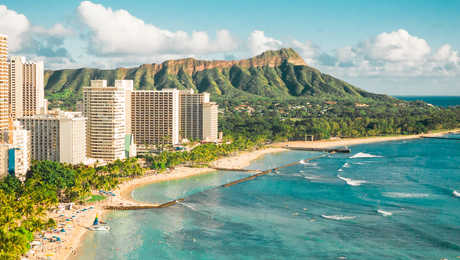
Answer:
[8,56,24,119]
[202,102,219,142]
[179,89,210,141]
[83,80,135,161]
[131,89,180,152]
[23,60,45,116]
[0,35,8,129]
[19,110,86,164]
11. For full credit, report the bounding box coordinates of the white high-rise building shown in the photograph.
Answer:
[19,110,86,164]
[23,60,45,116]
[202,102,218,142]
[8,56,24,119]
[83,80,135,161]
[1,121,31,180]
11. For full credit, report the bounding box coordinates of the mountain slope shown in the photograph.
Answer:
[44,48,391,109]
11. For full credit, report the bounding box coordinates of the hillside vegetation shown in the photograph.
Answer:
[44,48,392,109]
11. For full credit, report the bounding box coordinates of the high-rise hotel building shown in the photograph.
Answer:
[202,102,219,142]
[0,35,8,129]
[131,89,180,152]
[8,56,46,118]
[179,89,210,141]
[83,80,135,161]
[19,110,86,164]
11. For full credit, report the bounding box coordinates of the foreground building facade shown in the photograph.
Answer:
[202,102,219,142]
[131,89,180,152]
[1,121,31,180]
[19,111,86,164]
[83,80,135,161]
[179,89,210,142]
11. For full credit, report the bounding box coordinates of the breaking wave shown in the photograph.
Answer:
[321,215,356,220]
[382,192,429,198]
[337,175,367,186]
[350,152,383,159]
[377,209,393,216]
[453,190,460,197]
[304,175,322,181]
[299,160,318,167]
[343,162,350,168]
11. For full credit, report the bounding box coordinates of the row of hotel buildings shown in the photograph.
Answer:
[0,34,219,180]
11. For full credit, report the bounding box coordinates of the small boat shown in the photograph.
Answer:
[89,214,110,231]
[89,225,110,231]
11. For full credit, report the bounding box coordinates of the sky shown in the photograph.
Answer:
[1,0,460,95]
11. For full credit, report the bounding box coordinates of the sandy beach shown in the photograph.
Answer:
[273,129,460,149]
[32,129,459,260]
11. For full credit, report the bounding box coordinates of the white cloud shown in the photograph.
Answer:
[0,5,30,51]
[304,29,460,78]
[77,1,237,56]
[248,30,282,55]
[291,40,319,65]
[363,29,431,62]
[0,4,73,63]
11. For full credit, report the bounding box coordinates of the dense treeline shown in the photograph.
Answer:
[143,136,264,170]
[0,158,144,258]
[218,98,460,140]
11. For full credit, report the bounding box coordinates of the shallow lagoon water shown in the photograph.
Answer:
[77,135,460,259]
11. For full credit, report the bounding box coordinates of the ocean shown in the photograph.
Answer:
[76,135,460,259]
[395,96,460,107]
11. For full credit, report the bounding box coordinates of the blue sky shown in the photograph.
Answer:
[1,0,460,95]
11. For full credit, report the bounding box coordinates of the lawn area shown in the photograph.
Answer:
[87,194,106,202]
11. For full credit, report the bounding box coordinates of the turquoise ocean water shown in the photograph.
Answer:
[395,96,460,107]
[76,135,460,259]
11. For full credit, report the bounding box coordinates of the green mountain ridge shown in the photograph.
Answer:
[44,48,392,109]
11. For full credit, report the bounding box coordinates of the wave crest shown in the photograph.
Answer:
[377,209,393,216]
[382,192,429,198]
[453,190,460,197]
[338,175,367,186]
[350,152,383,159]
[321,215,356,220]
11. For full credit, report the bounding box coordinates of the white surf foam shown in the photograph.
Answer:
[321,215,356,220]
[179,202,197,211]
[304,175,321,180]
[343,162,350,168]
[300,160,318,167]
[453,190,460,197]
[337,168,343,172]
[337,175,367,186]
[382,192,429,198]
[377,209,393,216]
[350,152,383,159]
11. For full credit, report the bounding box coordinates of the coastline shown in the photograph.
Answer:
[272,129,460,149]
[41,129,459,260]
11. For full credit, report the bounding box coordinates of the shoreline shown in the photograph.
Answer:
[272,129,460,149]
[39,129,459,260]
